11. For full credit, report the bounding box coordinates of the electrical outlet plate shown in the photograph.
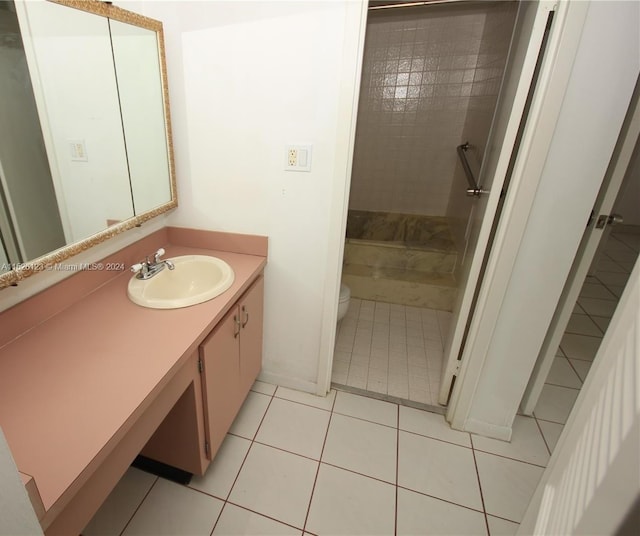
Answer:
[69,139,88,162]
[285,145,312,172]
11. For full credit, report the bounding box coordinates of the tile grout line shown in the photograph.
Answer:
[209,385,278,534]
[395,483,491,518]
[301,386,338,534]
[534,414,569,426]
[564,357,588,387]
[118,475,159,536]
[340,300,448,407]
[469,437,491,536]
[533,415,553,457]
[543,380,581,391]
[222,501,309,534]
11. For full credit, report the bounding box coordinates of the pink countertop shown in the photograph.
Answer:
[0,235,266,515]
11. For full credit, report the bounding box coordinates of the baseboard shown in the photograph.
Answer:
[257,371,317,394]
[464,417,513,441]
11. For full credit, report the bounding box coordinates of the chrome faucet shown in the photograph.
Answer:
[131,248,175,280]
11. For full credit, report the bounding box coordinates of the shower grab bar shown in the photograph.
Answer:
[457,142,485,197]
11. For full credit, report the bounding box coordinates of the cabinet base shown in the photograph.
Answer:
[131,455,192,485]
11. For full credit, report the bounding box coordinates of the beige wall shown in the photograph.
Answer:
[349,2,517,218]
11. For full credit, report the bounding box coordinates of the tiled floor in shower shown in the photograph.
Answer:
[332,228,639,409]
[331,299,451,407]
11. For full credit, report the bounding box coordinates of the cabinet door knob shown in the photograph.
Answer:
[233,315,241,338]
[242,306,249,328]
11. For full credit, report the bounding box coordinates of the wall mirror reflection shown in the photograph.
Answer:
[0,0,176,286]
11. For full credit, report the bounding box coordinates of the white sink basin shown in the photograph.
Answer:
[127,255,235,309]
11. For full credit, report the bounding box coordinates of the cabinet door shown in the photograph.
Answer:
[239,276,264,394]
[200,306,241,459]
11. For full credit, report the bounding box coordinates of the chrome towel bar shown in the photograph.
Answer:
[457,142,485,197]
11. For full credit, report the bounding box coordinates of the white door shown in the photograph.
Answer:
[439,1,556,404]
[520,80,640,414]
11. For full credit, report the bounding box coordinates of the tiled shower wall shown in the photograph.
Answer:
[446,2,518,252]
[349,2,517,217]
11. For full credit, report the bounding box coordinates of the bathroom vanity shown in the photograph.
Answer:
[0,227,267,535]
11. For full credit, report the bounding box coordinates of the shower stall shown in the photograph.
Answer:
[334,0,521,405]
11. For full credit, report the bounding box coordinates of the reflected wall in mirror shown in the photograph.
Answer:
[0,0,177,288]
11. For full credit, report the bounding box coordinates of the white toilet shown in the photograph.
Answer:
[337,284,351,322]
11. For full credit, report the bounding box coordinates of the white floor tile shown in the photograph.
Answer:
[604,249,637,264]
[559,333,602,361]
[322,414,397,483]
[487,515,520,535]
[546,357,582,389]
[398,431,482,511]
[333,350,352,364]
[190,434,251,499]
[565,314,603,337]
[537,420,564,454]
[399,406,470,447]
[346,363,368,389]
[590,315,611,333]
[367,378,388,395]
[306,464,395,536]
[534,384,580,424]
[475,451,543,523]
[594,257,627,273]
[568,358,592,382]
[83,468,156,536]
[123,478,223,536]
[213,503,301,535]
[256,397,330,459]
[333,390,398,427]
[578,282,617,300]
[577,297,618,318]
[331,363,348,384]
[572,302,586,315]
[408,387,430,404]
[229,391,271,440]
[250,380,276,396]
[388,379,409,399]
[595,270,632,286]
[397,487,487,536]
[606,284,626,298]
[472,416,549,466]
[229,443,317,529]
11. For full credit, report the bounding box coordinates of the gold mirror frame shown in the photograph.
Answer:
[0,0,177,290]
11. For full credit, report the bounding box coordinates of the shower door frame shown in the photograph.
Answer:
[446,0,638,436]
[437,0,557,406]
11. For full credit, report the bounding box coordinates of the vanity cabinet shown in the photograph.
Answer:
[0,227,267,535]
[199,275,264,459]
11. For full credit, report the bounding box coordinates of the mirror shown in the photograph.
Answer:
[0,0,176,289]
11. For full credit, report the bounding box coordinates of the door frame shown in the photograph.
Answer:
[447,0,639,436]
[316,0,588,400]
[438,0,556,406]
[446,0,591,432]
[315,0,368,395]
